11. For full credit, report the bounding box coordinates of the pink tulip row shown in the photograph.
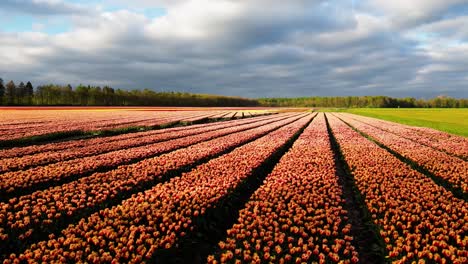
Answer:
[340,113,468,160]
[0,119,50,129]
[0,114,298,198]
[0,111,217,142]
[210,111,267,119]
[0,109,189,128]
[0,119,193,160]
[0,113,276,160]
[211,112,232,118]
[335,113,468,193]
[0,114,174,141]
[327,114,467,263]
[0,121,56,133]
[209,113,359,264]
[410,125,468,159]
[102,111,227,127]
[233,112,247,118]
[0,114,282,173]
[4,114,313,263]
[0,113,307,258]
[0,110,208,130]
[0,116,123,132]
[0,118,202,159]
[179,112,223,122]
[108,112,225,128]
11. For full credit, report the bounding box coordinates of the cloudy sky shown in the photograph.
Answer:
[1,0,467,98]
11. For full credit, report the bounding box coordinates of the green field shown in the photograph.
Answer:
[336,108,468,137]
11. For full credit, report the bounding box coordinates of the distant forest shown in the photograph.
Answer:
[0,79,258,107]
[259,96,468,108]
[0,78,466,108]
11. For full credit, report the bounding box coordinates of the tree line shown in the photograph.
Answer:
[0,79,34,105]
[0,78,466,108]
[258,96,468,108]
[0,79,258,107]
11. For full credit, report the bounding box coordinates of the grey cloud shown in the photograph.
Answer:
[416,16,468,41]
[361,0,468,29]
[0,0,467,98]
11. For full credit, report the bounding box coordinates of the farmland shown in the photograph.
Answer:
[0,107,466,264]
[341,108,468,137]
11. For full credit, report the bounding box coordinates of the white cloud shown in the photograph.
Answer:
[145,0,243,40]
[367,0,468,28]
[0,0,466,98]
[416,16,468,41]
[297,13,389,48]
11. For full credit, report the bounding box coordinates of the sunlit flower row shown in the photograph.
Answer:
[0,114,278,173]
[0,113,301,253]
[328,114,467,263]
[0,113,274,160]
[0,114,293,198]
[0,111,220,142]
[340,113,468,160]
[336,114,468,193]
[5,115,312,263]
[0,111,184,141]
[209,113,359,264]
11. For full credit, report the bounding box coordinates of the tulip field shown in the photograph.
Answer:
[0,108,466,263]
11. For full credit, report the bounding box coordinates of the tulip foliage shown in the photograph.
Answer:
[5,115,312,263]
[336,113,468,193]
[209,113,359,264]
[327,114,467,263]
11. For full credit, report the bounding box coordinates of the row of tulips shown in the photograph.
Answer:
[0,111,265,140]
[231,111,271,119]
[233,112,248,118]
[327,114,467,263]
[411,125,467,154]
[179,112,223,122]
[0,112,180,140]
[0,109,202,128]
[335,113,468,193]
[4,114,313,263]
[0,110,138,126]
[0,113,296,198]
[0,113,308,258]
[178,111,270,122]
[0,117,200,159]
[0,114,280,173]
[0,113,275,160]
[0,115,126,132]
[0,121,57,132]
[0,111,222,142]
[341,113,468,160]
[99,111,225,128]
[0,119,51,128]
[0,113,298,199]
[0,110,220,131]
[0,118,189,160]
[211,112,232,119]
[209,113,359,264]
[210,111,269,119]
